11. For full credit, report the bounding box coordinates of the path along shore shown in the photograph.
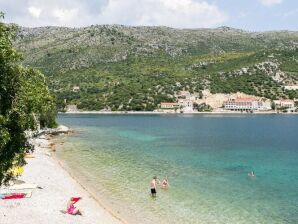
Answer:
[0,132,123,224]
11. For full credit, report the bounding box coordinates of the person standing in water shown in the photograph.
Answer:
[161,176,169,189]
[150,176,159,197]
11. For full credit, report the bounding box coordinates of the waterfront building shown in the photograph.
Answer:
[224,98,263,111]
[273,99,295,108]
[160,102,180,109]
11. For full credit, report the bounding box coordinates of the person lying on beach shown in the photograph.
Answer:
[67,197,83,215]
[161,176,169,189]
[150,176,159,197]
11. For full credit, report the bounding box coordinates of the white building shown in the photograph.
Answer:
[178,99,192,108]
[284,86,298,91]
[274,99,295,108]
[72,86,80,92]
[224,98,263,111]
[178,99,194,112]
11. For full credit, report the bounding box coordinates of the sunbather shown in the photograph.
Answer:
[67,197,82,215]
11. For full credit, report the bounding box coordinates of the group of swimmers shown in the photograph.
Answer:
[150,176,169,197]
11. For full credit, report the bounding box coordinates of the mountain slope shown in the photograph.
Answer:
[13,25,298,111]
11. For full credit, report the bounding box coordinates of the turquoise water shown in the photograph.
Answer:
[57,114,298,224]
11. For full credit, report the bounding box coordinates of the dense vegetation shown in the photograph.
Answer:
[0,14,56,185]
[13,25,298,111]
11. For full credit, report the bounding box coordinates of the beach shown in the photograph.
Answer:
[0,135,123,224]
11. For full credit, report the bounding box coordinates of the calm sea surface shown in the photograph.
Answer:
[56,114,298,224]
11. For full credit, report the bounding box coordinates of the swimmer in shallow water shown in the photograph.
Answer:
[150,176,160,197]
[248,171,255,177]
[161,176,169,189]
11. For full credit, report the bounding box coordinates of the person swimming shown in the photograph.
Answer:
[161,176,169,189]
[248,171,255,177]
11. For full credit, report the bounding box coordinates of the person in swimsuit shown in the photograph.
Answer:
[67,197,82,215]
[161,176,169,189]
[150,176,159,197]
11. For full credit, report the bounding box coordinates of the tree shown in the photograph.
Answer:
[0,13,56,185]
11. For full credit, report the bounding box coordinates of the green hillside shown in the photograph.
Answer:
[13,25,298,111]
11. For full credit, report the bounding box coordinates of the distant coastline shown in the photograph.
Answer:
[59,111,298,115]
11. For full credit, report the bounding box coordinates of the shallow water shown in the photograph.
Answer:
[56,114,298,224]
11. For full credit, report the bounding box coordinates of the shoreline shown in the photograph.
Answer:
[52,149,128,224]
[0,132,124,224]
[60,111,298,115]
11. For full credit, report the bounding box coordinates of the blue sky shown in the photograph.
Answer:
[216,0,298,31]
[0,0,297,31]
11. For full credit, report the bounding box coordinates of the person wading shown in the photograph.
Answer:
[150,176,159,197]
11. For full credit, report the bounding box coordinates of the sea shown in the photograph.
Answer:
[56,114,298,224]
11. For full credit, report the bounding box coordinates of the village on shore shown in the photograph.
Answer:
[65,89,298,114]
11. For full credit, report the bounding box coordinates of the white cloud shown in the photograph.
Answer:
[52,8,78,23]
[28,6,42,18]
[97,0,227,28]
[0,0,227,28]
[259,0,283,6]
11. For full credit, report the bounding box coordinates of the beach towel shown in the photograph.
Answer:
[0,189,33,197]
[5,183,38,190]
[2,193,26,199]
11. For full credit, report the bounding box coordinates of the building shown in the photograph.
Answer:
[65,105,79,112]
[178,99,194,112]
[284,86,298,91]
[178,99,193,108]
[224,98,263,111]
[72,86,80,92]
[274,99,295,108]
[160,102,180,109]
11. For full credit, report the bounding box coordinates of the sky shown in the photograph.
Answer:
[0,0,297,31]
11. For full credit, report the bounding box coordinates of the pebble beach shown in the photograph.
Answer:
[0,135,123,224]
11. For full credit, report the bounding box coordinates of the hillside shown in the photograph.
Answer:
[12,25,298,111]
